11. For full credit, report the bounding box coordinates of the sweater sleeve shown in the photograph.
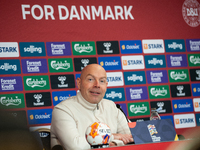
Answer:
[51,105,91,150]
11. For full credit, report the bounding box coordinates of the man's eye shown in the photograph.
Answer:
[88,78,94,81]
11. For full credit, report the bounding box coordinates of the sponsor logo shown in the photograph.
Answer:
[23,76,50,91]
[174,113,196,129]
[142,39,165,53]
[19,42,46,57]
[98,56,121,71]
[74,57,97,71]
[0,42,19,57]
[126,86,148,100]
[106,72,124,87]
[190,69,200,81]
[128,102,150,117]
[148,124,161,142]
[27,109,52,125]
[144,55,166,68]
[46,42,71,56]
[192,83,200,96]
[166,54,188,67]
[124,71,146,85]
[196,113,200,126]
[72,41,96,55]
[25,92,52,108]
[164,39,186,52]
[120,40,142,54]
[50,74,75,89]
[186,39,200,52]
[148,85,170,99]
[0,94,25,109]
[170,84,191,98]
[0,60,21,74]
[150,101,172,114]
[193,98,200,112]
[48,58,73,72]
[168,69,189,82]
[182,0,200,27]
[0,77,23,92]
[104,88,125,102]
[96,41,119,54]
[121,55,144,70]
[21,59,48,74]
[172,99,194,113]
[146,70,168,84]
[52,90,76,106]
[188,54,200,66]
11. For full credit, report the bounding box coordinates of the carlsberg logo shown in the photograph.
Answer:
[74,44,93,53]
[26,78,46,88]
[130,104,147,114]
[170,71,187,80]
[0,96,21,106]
[190,56,200,64]
[51,60,70,70]
[150,87,167,97]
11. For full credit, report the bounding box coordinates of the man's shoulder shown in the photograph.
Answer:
[101,98,116,107]
[55,96,77,108]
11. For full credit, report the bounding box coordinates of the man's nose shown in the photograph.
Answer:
[94,79,100,87]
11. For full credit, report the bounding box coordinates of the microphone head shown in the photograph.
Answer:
[85,122,111,147]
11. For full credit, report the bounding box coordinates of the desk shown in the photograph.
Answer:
[98,138,200,150]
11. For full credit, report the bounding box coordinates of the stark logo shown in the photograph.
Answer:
[182,0,200,27]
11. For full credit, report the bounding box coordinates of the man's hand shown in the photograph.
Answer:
[112,133,134,145]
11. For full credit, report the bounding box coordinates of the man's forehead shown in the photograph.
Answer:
[85,73,107,79]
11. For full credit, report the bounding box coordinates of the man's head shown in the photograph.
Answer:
[76,64,108,104]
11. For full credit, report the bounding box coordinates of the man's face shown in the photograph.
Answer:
[77,64,108,104]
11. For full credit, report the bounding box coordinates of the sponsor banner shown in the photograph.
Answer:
[19,42,46,57]
[98,56,121,71]
[192,83,200,96]
[172,99,194,113]
[27,109,52,125]
[160,115,174,126]
[106,72,124,87]
[186,39,200,52]
[50,74,75,89]
[52,90,76,106]
[146,70,168,84]
[96,41,119,55]
[21,59,48,74]
[117,103,128,117]
[188,53,200,67]
[74,57,97,71]
[0,42,19,57]
[142,39,165,53]
[193,98,200,112]
[170,84,191,98]
[126,86,148,101]
[0,93,25,109]
[72,41,96,55]
[46,42,71,56]
[166,54,187,67]
[104,88,125,102]
[120,40,142,54]
[150,100,172,114]
[121,55,144,70]
[5,110,27,126]
[124,71,146,85]
[174,113,196,129]
[168,69,189,82]
[48,58,73,73]
[23,75,50,91]
[25,92,52,108]
[128,102,150,117]
[148,85,170,99]
[0,59,21,74]
[196,113,200,126]
[144,55,166,68]
[0,76,23,92]
[130,117,149,122]
[190,68,200,81]
[164,39,186,52]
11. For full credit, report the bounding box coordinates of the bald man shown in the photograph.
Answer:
[51,64,133,150]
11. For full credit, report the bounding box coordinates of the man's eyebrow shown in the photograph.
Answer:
[85,74,107,79]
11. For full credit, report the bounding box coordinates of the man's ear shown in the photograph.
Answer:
[76,77,81,90]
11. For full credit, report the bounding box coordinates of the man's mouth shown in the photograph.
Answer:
[90,91,100,95]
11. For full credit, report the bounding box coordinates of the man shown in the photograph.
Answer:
[51,64,133,150]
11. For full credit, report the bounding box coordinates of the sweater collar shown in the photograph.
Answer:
[77,91,100,110]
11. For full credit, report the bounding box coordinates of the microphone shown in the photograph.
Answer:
[116,104,129,123]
